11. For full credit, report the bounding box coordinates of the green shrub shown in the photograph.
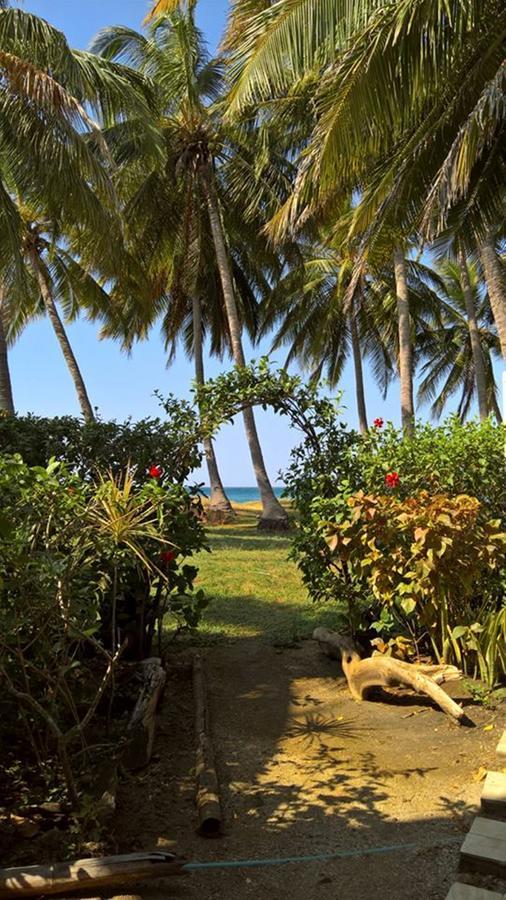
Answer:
[0,396,201,484]
[323,490,506,682]
[283,412,505,600]
[355,417,506,522]
[0,454,207,804]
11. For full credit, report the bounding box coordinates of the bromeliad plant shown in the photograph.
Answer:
[324,490,506,679]
[89,464,207,657]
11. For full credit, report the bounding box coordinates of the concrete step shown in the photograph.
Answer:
[460,816,506,878]
[497,730,506,764]
[481,772,506,819]
[446,885,505,899]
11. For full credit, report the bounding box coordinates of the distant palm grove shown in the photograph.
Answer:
[0,0,504,528]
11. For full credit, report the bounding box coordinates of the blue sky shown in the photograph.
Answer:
[9,1,457,486]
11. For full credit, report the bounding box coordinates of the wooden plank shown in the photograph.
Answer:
[460,817,506,878]
[446,885,505,899]
[496,730,506,763]
[481,771,506,819]
[0,851,186,897]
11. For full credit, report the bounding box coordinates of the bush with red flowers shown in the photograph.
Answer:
[0,451,209,810]
[161,548,177,564]
[280,386,505,669]
[0,396,202,485]
[324,490,506,675]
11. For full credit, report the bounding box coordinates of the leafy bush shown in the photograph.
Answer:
[0,396,201,484]
[0,454,206,805]
[323,490,506,675]
[355,417,506,523]
[283,405,505,585]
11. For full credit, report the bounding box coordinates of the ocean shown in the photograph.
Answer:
[200,486,287,504]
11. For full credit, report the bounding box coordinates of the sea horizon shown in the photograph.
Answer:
[200,485,287,503]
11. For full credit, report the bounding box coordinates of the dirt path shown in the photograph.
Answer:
[114,639,504,900]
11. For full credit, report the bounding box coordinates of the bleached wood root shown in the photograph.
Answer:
[313,627,467,723]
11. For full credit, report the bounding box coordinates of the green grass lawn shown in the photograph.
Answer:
[175,506,346,645]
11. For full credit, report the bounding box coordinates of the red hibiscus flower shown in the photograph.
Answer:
[161,549,176,564]
[373,417,384,428]
[149,464,163,478]
[385,472,400,488]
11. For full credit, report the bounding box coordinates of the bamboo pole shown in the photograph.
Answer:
[193,653,223,837]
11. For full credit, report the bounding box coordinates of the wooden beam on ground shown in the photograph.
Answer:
[0,851,186,898]
[460,817,506,878]
[193,653,223,837]
[122,658,166,771]
[481,772,506,820]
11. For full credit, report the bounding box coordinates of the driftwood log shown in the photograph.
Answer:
[193,653,223,837]
[313,627,469,724]
[0,851,186,898]
[122,657,166,771]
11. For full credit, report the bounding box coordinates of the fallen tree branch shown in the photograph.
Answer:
[313,627,469,724]
[193,653,223,837]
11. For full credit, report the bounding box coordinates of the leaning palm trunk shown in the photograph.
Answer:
[29,250,95,422]
[393,248,414,436]
[458,250,488,420]
[201,163,288,529]
[349,292,368,434]
[0,289,14,415]
[491,392,503,423]
[480,234,506,361]
[192,295,235,523]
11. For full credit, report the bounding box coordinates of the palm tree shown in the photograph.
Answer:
[224,0,506,398]
[0,6,153,414]
[1,206,135,422]
[0,289,14,415]
[392,248,415,435]
[93,9,289,527]
[457,251,489,420]
[417,259,501,421]
[226,1,504,238]
[260,234,393,433]
[480,232,506,362]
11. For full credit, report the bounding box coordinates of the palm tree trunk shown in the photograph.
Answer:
[349,292,368,434]
[201,163,288,529]
[0,289,14,415]
[458,250,488,421]
[393,247,414,436]
[192,295,235,523]
[30,250,95,422]
[480,233,506,360]
[491,391,503,423]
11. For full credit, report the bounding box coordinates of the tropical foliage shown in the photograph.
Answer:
[0,0,505,829]
[0,452,206,806]
[324,490,506,672]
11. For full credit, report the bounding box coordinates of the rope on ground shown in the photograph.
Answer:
[184,834,463,872]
